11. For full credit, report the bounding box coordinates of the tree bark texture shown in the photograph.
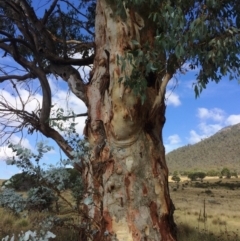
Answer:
[83,1,177,240]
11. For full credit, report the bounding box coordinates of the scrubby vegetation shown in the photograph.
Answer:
[166,123,240,173]
[0,142,90,240]
[170,177,240,241]
[1,176,240,240]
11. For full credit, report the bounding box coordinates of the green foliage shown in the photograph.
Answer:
[197,172,206,181]
[231,170,238,178]
[221,167,231,179]
[0,0,94,61]
[172,171,181,183]
[0,188,26,214]
[149,0,240,96]
[1,172,38,191]
[1,168,81,193]
[65,168,82,188]
[117,51,149,103]
[26,187,57,212]
[70,177,84,211]
[188,172,206,181]
[113,0,240,98]
[206,170,220,177]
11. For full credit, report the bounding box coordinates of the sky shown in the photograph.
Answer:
[0,1,240,179]
[0,65,239,179]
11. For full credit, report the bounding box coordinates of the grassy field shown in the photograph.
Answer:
[169,177,240,241]
[1,177,240,240]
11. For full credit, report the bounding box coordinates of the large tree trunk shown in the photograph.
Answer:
[84,1,177,240]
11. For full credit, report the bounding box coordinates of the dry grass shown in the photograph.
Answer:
[0,188,81,240]
[1,177,240,240]
[170,177,240,241]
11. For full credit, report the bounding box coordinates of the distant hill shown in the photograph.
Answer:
[166,123,240,174]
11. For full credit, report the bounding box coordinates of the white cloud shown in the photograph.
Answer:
[0,73,87,139]
[198,122,223,136]
[188,130,206,144]
[165,90,181,106]
[0,135,33,161]
[0,146,15,161]
[186,107,239,144]
[197,108,225,122]
[187,114,223,144]
[9,135,32,149]
[225,115,240,125]
[0,88,42,130]
[51,87,87,136]
[165,134,182,153]
[168,134,181,145]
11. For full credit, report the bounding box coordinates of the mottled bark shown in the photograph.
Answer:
[83,1,177,240]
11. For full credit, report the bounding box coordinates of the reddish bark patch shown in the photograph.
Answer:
[124,175,131,200]
[103,210,113,233]
[142,183,148,196]
[152,157,159,177]
[96,99,101,119]
[104,159,114,181]
[101,146,110,161]
[149,201,159,229]
[128,211,142,241]
[149,201,177,241]
[159,213,177,241]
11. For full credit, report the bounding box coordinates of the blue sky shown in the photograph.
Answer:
[0,65,239,179]
[164,71,240,153]
[0,1,240,179]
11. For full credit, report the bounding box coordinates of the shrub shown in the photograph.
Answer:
[1,172,38,191]
[0,188,26,214]
[26,187,57,212]
[221,167,231,179]
[172,171,181,183]
[231,170,238,178]
[206,170,220,177]
[16,218,29,228]
[70,177,84,210]
[188,172,206,181]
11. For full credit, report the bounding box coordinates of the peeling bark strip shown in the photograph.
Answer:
[84,0,177,240]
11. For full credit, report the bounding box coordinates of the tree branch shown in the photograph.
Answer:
[42,0,59,25]
[0,73,35,82]
[149,73,172,119]
[49,112,88,121]
[44,53,94,66]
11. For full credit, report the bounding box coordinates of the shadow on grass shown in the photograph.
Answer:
[177,223,240,241]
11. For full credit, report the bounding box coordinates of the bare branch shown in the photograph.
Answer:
[61,0,88,19]
[45,54,94,66]
[0,73,35,82]
[42,0,59,25]
[0,37,35,53]
[149,73,172,119]
[49,112,88,121]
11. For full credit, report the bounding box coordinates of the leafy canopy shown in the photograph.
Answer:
[117,0,240,96]
[0,0,239,144]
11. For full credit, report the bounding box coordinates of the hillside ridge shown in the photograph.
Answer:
[166,123,240,173]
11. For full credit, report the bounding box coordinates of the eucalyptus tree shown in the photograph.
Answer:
[0,0,240,240]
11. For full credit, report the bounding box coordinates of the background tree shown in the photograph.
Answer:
[188,172,197,181]
[231,170,238,178]
[188,171,206,182]
[221,167,231,179]
[0,0,240,240]
[171,171,181,183]
[196,172,206,182]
